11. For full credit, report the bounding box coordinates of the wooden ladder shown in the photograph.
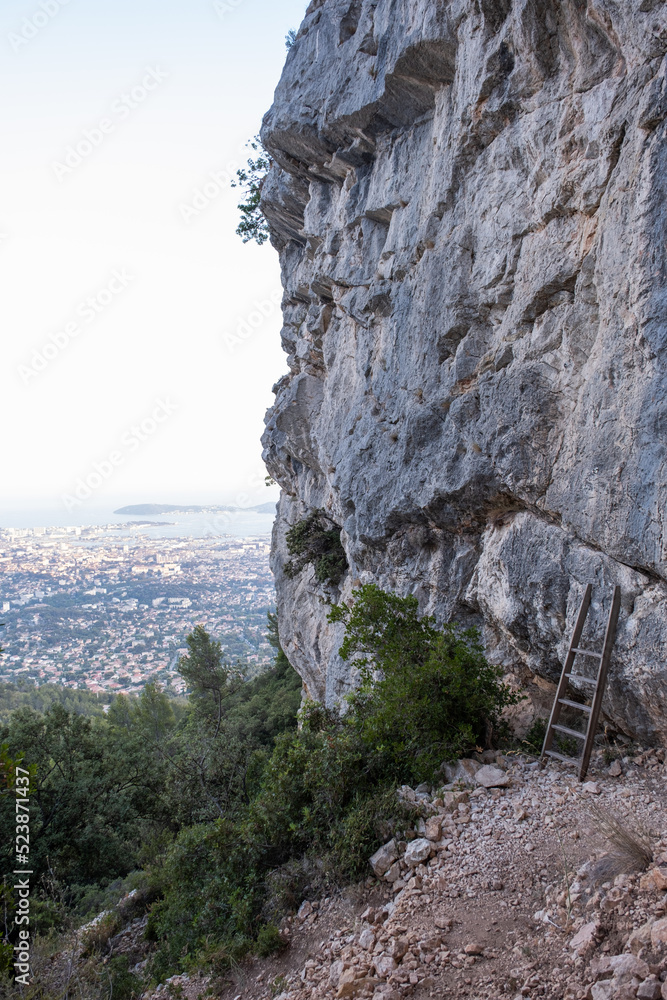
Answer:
[541,584,621,781]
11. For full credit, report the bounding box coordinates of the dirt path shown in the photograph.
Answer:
[197,748,667,1000]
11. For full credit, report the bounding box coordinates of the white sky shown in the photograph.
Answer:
[0,0,308,512]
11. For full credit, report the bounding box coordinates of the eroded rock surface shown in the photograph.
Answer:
[260,0,667,740]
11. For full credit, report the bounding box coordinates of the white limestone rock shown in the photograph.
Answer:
[475,765,510,788]
[260,0,667,743]
[403,838,432,867]
[369,839,398,877]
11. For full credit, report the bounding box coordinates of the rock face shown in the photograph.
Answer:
[260,0,667,741]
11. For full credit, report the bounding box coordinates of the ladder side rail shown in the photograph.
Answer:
[578,585,622,781]
[542,651,576,755]
[542,584,592,759]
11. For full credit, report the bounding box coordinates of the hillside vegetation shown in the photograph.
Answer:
[0,682,113,723]
[0,591,515,996]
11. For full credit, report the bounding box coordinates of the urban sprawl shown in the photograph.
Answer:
[0,525,275,696]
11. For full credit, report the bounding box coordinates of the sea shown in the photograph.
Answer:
[0,504,277,540]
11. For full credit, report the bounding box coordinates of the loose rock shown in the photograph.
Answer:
[403,838,432,867]
[474,765,510,789]
[369,840,398,878]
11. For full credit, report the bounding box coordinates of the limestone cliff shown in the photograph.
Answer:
[260,0,667,742]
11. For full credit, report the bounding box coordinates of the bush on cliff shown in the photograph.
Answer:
[232,136,271,245]
[146,700,415,979]
[283,509,348,586]
[329,584,518,779]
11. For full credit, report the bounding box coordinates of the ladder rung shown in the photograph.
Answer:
[552,724,586,740]
[571,647,603,658]
[544,749,578,763]
[558,698,592,713]
[565,673,596,686]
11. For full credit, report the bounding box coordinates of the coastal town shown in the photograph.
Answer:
[0,524,276,696]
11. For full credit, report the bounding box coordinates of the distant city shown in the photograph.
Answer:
[0,522,276,697]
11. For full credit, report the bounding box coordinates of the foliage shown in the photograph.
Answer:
[147,700,417,977]
[329,584,519,779]
[0,591,517,988]
[256,924,286,957]
[231,136,272,246]
[522,716,547,754]
[284,510,348,586]
[178,625,244,733]
[0,703,171,901]
[285,29,297,49]
[101,956,142,1000]
[0,621,301,924]
[147,588,510,974]
[0,681,112,723]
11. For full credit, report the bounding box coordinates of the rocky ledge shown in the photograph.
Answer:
[260,0,667,741]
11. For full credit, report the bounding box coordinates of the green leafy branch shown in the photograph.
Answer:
[231,136,272,246]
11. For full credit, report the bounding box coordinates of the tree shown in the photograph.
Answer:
[0,705,168,899]
[178,625,242,737]
[231,136,272,245]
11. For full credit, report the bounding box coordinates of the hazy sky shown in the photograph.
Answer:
[0,0,308,513]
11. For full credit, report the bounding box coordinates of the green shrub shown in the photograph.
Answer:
[101,956,141,1000]
[147,586,513,976]
[522,717,547,754]
[329,584,519,780]
[255,924,285,957]
[284,510,348,586]
[146,701,419,976]
[147,819,255,976]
